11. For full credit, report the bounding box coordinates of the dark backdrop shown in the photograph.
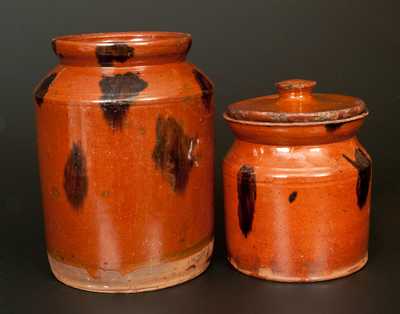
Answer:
[1,0,400,313]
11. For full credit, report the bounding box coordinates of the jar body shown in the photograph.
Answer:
[223,120,371,282]
[35,33,214,292]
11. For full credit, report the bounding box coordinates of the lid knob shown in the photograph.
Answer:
[276,79,316,99]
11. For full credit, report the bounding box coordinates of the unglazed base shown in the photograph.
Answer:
[228,254,368,283]
[49,239,213,293]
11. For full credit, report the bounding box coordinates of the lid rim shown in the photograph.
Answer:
[223,111,369,127]
[225,90,368,123]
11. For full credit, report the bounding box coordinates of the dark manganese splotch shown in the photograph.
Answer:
[289,191,297,203]
[64,143,88,209]
[192,69,213,111]
[152,116,197,192]
[237,165,256,238]
[99,72,148,129]
[325,122,344,132]
[343,148,372,209]
[96,44,134,67]
[35,72,58,106]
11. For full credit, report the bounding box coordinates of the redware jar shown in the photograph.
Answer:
[33,32,214,293]
[223,79,371,282]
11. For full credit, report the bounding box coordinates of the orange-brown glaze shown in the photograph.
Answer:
[223,80,371,282]
[34,32,214,291]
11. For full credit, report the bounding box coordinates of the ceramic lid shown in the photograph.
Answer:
[225,79,368,124]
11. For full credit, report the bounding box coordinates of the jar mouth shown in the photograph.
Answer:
[55,31,191,45]
[52,31,192,66]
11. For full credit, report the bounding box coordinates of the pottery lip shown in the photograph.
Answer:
[53,31,191,46]
[52,31,192,65]
[223,110,369,127]
[225,94,368,124]
[225,79,369,124]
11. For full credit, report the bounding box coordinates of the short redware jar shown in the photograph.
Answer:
[223,79,371,282]
[33,32,214,293]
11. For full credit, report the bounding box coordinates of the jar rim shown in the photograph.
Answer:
[52,31,192,66]
[53,31,191,46]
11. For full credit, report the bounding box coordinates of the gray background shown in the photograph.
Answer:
[1,0,400,313]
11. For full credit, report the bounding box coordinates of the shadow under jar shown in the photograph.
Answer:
[34,32,215,293]
[223,79,371,282]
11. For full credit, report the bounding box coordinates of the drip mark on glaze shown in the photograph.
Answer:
[237,165,256,237]
[325,122,344,132]
[34,72,58,106]
[343,148,372,209]
[96,44,134,67]
[152,116,198,192]
[192,69,213,111]
[64,143,88,209]
[289,191,297,203]
[99,72,148,129]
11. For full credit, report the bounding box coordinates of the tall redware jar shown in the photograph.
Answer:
[33,32,214,293]
[223,79,371,282]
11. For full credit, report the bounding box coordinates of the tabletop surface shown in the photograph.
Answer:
[1,179,399,314]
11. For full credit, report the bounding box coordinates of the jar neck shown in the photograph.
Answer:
[225,116,366,146]
[52,32,192,67]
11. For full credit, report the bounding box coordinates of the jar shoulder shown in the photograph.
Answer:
[223,138,372,182]
[33,62,214,106]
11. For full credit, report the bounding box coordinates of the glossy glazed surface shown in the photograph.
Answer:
[34,32,214,292]
[226,79,367,123]
[223,80,371,282]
